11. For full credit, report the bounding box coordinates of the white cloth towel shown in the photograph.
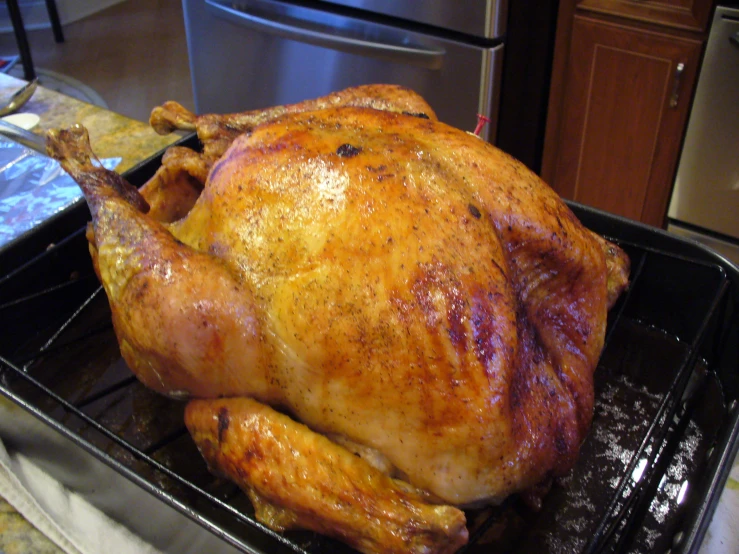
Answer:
[0,438,163,554]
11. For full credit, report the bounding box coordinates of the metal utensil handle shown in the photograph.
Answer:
[204,0,445,70]
[0,119,46,152]
[669,62,685,109]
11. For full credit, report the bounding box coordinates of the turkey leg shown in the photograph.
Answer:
[46,126,271,400]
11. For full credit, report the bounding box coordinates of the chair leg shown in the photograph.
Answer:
[5,0,36,80]
[45,0,64,43]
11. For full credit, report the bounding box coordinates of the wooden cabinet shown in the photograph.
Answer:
[577,0,713,31]
[542,0,713,228]
[550,16,701,225]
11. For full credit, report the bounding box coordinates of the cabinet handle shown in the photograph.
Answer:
[669,62,685,109]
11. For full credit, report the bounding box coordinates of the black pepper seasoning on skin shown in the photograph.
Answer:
[336,144,362,158]
[468,204,482,219]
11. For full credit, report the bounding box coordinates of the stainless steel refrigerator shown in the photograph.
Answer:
[182,0,507,142]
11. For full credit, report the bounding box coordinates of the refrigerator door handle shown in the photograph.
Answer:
[204,0,445,69]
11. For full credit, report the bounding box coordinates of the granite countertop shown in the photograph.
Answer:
[0,73,181,173]
[0,496,63,554]
[0,72,181,554]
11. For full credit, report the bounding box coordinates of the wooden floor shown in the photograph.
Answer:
[0,0,194,124]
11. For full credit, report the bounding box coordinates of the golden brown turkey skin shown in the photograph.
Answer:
[138,146,207,223]
[162,106,625,505]
[149,83,438,170]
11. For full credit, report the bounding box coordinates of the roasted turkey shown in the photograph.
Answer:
[46,85,629,554]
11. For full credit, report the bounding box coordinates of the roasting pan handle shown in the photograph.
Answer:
[204,0,445,70]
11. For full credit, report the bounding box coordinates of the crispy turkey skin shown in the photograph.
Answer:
[47,85,629,554]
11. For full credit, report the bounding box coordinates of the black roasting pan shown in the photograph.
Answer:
[0,135,738,554]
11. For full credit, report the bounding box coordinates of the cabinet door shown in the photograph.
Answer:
[549,15,701,227]
[577,0,713,32]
